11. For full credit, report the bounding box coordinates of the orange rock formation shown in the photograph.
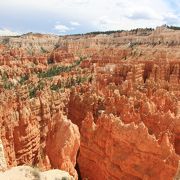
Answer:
[0,25,179,180]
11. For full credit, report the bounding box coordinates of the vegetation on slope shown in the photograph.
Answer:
[38,57,85,78]
[167,26,180,30]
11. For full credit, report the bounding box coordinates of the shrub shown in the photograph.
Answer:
[3,81,13,90]
[19,74,29,85]
[38,58,85,78]
[54,44,60,49]
[88,75,93,83]
[37,81,45,90]
[2,72,8,81]
[1,72,14,89]
[31,167,40,179]
[29,87,37,98]
[62,177,68,180]
[40,47,48,53]
[50,84,59,91]
[27,48,34,56]
[2,38,10,44]
[47,57,54,64]
[167,25,180,30]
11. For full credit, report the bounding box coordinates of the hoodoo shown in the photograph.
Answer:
[0,26,179,179]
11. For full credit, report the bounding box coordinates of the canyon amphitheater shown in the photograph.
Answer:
[0,25,179,180]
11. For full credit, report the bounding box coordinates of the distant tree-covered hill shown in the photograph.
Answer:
[167,26,180,30]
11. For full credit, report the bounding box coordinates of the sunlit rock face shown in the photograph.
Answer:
[0,166,74,180]
[0,26,179,180]
[78,113,179,180]
[0,91,80,179]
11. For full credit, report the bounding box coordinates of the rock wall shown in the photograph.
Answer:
[79,113,179,180]
[0,90,80,179]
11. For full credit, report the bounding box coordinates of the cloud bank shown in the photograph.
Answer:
[0,0,179,35]
[0,28,20,36]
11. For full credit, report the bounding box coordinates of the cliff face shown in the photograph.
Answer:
[0,91,80,179]
[79,113,179,180]
[0,33,59,54]
[0,26,179,180]
[59,26,180,56]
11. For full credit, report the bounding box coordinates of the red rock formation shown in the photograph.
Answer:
[49,48,74,64]
[0,91,80,179]
[46,112,80,179]
[78,113,179,180]
[0,26,180,180]
[68,85,102,128]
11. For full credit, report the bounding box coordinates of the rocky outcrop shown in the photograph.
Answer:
[78,113,179,180]
[0,165,74,180]
[68,85,103,128]
[0,33,59,54]
[0,91,80,179]
[46,112,80,179]
[49,48,74,64]
[1,26,180,55]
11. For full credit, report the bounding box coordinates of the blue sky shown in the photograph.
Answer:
[0,0,179,36]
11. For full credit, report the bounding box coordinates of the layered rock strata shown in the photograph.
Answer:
[0,91,80,179]
[0,26,179,180]
[78,113,179,180]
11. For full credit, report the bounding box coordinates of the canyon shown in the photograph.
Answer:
[0,25,179,180]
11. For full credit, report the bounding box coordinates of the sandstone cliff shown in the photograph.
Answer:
[78,113,179,180]
[0,90,80,179]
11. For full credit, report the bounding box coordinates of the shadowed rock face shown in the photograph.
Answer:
[0,26,180,180]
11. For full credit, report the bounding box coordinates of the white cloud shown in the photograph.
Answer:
[95,16,122,31]
[127,9,159,20]
[54,23,79,34]
[67,0,89,5]
[70,21,80,26]
[0,0,179,33]
[91,0,180,30]
[54,24,71,33]
[162,12,180,25]
[0,28,20,36]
